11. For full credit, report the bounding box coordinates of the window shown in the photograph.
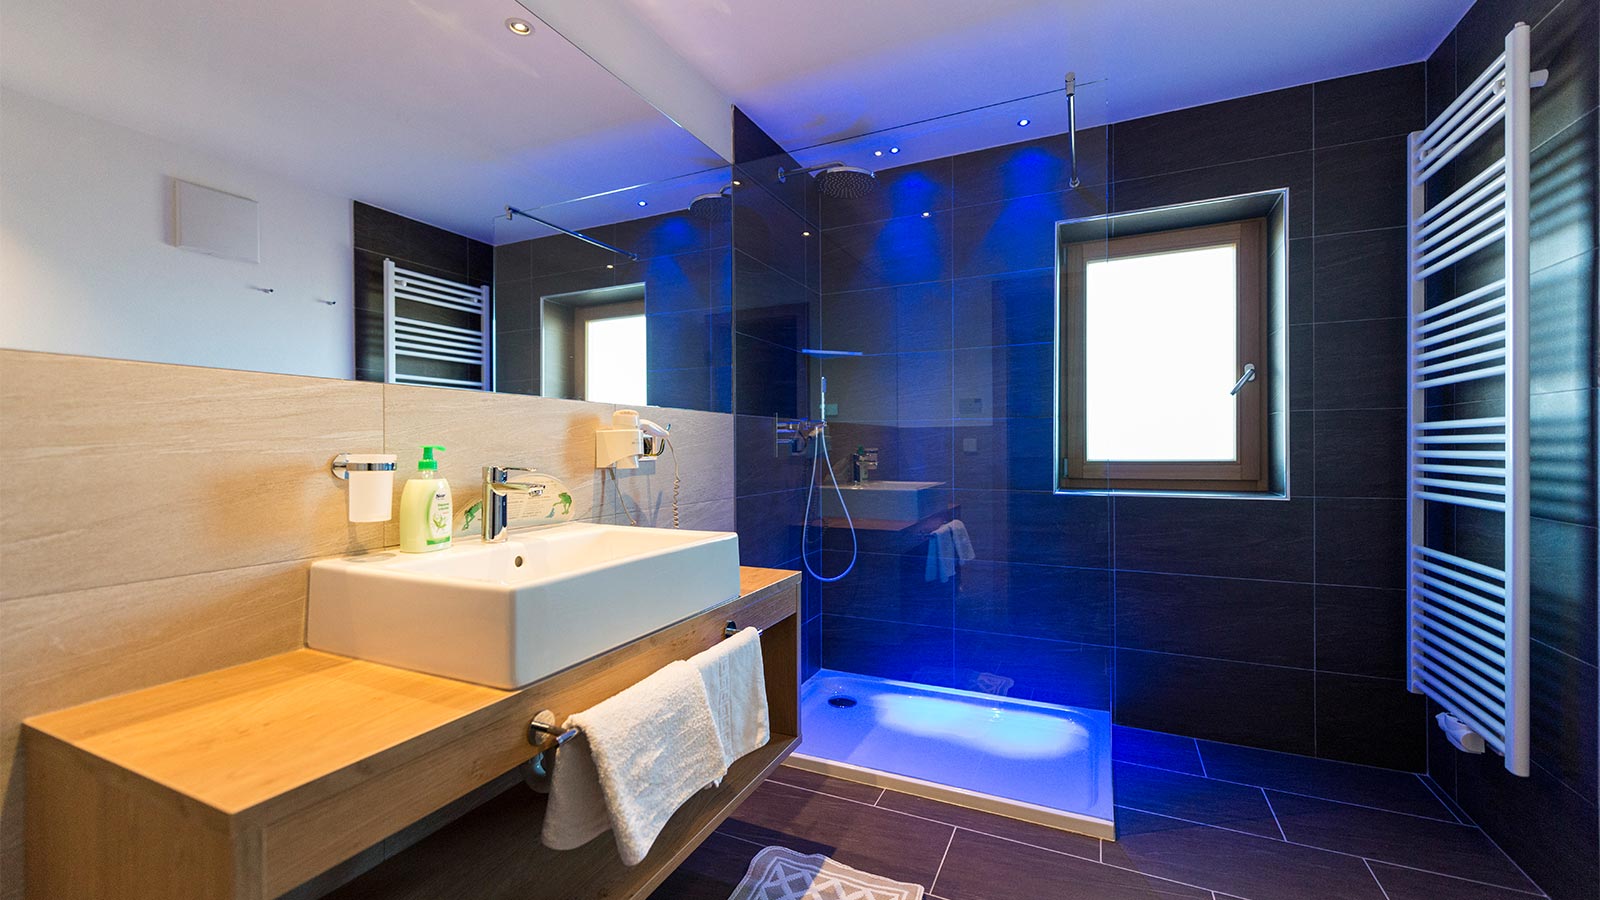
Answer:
[580,310,647,405]
[1060,219,1268,492]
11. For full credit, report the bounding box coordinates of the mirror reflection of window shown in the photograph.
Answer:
[537,284,647,404]
[584,313,647,405]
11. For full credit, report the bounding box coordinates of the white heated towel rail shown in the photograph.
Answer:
[383,259,492,390]
[1405,23,1544,777]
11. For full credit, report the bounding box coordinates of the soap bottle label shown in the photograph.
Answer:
[427,488,452,546]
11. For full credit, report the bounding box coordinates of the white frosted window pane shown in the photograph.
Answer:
[1084,244,1238,461]
[585,314,647,405]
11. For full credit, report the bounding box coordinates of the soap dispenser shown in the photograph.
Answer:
[399,445,452,553]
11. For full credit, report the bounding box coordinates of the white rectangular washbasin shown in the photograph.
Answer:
[820,480,946,521]
[308,522,741,688]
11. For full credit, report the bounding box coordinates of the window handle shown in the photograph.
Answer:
[1230,363,1258,396]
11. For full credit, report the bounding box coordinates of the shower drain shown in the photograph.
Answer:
[827,696,858,708]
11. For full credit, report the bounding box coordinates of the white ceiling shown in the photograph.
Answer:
[0,0,727,242]
[621,0,1474,162]
[1,1,1476,244]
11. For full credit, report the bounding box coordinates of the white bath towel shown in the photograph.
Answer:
[926,525,956,583]
[691,626,770,774]
[540,660,727,865]
[925,520,975,583]
[948,519,976,564]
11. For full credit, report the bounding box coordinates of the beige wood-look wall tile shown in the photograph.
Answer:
[381,385,615,544]
[0,559,308,896]
[0,351,386,601]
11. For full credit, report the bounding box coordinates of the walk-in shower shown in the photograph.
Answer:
[778,79,1115,837]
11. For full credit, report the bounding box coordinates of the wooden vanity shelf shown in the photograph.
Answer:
[23,567,802,900]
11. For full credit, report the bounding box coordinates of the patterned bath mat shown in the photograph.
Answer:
[728,845,925,900]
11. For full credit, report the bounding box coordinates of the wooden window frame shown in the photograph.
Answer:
[1060,219,1269,492]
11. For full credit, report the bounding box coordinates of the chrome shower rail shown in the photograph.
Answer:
[1404,22,1544,777]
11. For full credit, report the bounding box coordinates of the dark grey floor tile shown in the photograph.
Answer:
[1194,741,1454,820]
[1367,861,1549,900]
[647,831,759,900]
[873,791,1100,861]
[1114,762,1282,839]
[719,780,954,886]
[769,765,885,804]
[1112,726,1205,777]
[937,829,1209,900]
[1104,808,1388,900]
[1267,791,1537,891]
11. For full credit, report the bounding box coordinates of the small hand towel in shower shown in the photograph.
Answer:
[924,520,976,583]
[540,659,727,865]
[691,626,770,772]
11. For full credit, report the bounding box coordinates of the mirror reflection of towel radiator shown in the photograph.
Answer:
[383,258,492,390]
[1404,22,1546,777]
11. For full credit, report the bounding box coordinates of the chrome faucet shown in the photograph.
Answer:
[482,466,549,543]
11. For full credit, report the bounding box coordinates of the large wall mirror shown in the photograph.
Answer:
[0,0,734,412]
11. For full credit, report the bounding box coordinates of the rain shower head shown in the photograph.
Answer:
[688,189,732,221]
[778,163,878,199]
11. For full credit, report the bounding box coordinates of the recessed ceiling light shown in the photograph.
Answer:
[637,200,648,207]
[1017,118,1030,127]
[921,211,931,218]
[802,231,812,237]
[505,17,533,35]
[732,180,742,186]
[874,150,883,157]
[889,147,901,154]
[606,263,615,269]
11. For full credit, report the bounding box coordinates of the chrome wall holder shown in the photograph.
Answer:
[329,453,396,481]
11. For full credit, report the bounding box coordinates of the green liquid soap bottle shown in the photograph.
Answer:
[399,445,452,553]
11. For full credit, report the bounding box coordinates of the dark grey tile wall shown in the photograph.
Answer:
[808,66,1433,770]
[1420,3,1600,899]
[353,202,492,384]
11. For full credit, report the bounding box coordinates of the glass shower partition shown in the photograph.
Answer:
[755,81,1116,837]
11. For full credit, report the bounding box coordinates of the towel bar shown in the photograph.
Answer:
[526,621,759,747]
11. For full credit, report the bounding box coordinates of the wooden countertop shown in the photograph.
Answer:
[24,565,798,819]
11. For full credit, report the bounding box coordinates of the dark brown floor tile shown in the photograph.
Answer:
[770,765,885,804]
[1103,808,1389,900]
[1195,740,1454,819]
[646,832,760,900]
[1367,861,1548,900]
[1114,762,1282,839]
[936,830,1209,900]
[1113,726,1206,776]
[1266,792,1538,891]
[718,780,953,886]
[873,791,1100,861]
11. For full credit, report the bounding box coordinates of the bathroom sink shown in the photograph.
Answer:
[820,480,947,521]
[307,523,741,688]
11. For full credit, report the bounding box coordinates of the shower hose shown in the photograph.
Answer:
[801,426,858,583]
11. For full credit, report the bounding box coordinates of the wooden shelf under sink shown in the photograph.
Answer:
[23,566,801,900]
